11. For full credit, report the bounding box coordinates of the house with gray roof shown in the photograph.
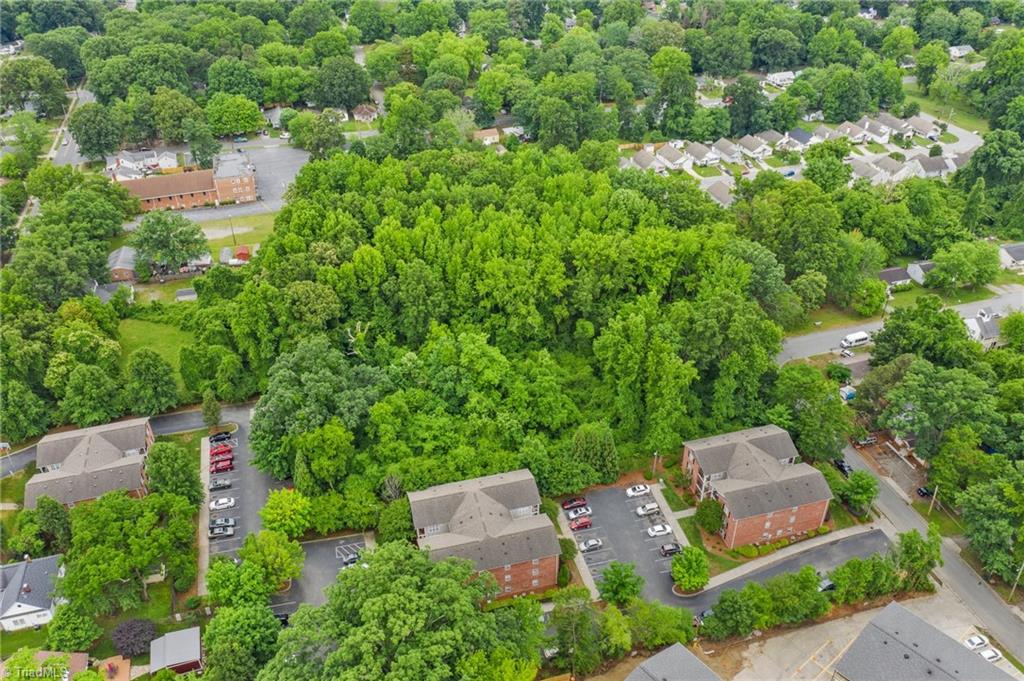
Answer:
[814,124,839,142]
[849,158,881,183]
[682,425,832,548]
[876,112,913,139]
[108,246,138,282]
[409,469,560,597]
[856,116,891,144]
[628,148,664,173]
[756,129,784,146]
[706,181,734,207]
[685,142,720,166]
[965,315,1002,350]
[712,138,741,163]
[0,554,62,632]
[837,121,867,143]
[999,242,1024,271]
[781,127,813,151]
[150,626,203,675]
[834,602,1014,681]
[907,260,935,285]
[907,115,940,140]
[26,417,154,509]
[878,266,912,290]
[738,134,770,159]
[625,643,721,681]
[910,154,953,178]
[655,143,687,170]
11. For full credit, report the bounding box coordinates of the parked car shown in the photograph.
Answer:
[964,634,989,650]
[916,487,934,498]
[569,516,592,531]
[833,459,853,477]
[567,506,592,520]
[660,543,682,557]
[782,169,796,177]
[233,135,247,143]
[647,524,672,538]
[210,444,233,456]
[210,497,236,511]
[210,452,234,464]
[209,517,236,528]
[979,648,1003,663]
[210,432,233,443]
[626,484,651,498]
[561,497,587,510]
[209,478,231,491]
[818,578,835,592]
[280,131,291,139]
[210,460,234,473]
[579,538,603,553]
[339,552,360,569]
[840,349,854,358]
[635,502,660,517]
[208,526,235,539]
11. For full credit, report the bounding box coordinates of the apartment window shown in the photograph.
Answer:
[531,558,539,565]
[424,523,446,536]
[764,520,771,529]
[789,515,796,524]
[504,586,512,593]
[504,564,511,571]
[505,574,511,582]
[532,568,539,576]
[531,579,539,587]
[11,618,25,627]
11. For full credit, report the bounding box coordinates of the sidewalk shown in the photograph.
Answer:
[197,436,210,596]
[555,511,599,600]
[650,482,691,548]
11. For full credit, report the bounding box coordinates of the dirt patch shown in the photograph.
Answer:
[856,436,926,494]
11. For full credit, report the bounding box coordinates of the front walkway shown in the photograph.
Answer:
[197,436,210,596]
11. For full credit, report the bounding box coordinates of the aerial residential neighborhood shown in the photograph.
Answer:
[1,1,1023,680]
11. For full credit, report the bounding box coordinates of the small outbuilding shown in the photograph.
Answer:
[149,626,203,675]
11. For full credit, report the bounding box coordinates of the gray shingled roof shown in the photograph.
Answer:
[150,626,202,673]
[408,470,559,572]
[36,418,150,469]
[786,128,813,145]
[849,159,879,179]
[878,267,911,284]
[876,111,908,131]
[684,425,832,519]
[632,149,657,169]
[873,156,904,174]
[834,602,1015,681]
[738,134,767,153]
[685,142,713,161]
[625,643,722,681]
[706,181,734,207]
[756,129,783,145]
[656,144,684,164]
[0,554,61,618]
[712,138,738,157]
[107,246,137,272]
[1001,243,1024,261]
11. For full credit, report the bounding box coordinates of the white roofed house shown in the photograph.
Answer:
[685,141,720,166]
[949,44,975,60]
[737,134,770,159]
[712,138,741,163]
[999,242,1024,271]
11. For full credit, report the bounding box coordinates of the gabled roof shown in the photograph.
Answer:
[625,643,722,681]
[150,627,202,672]
[837,121,866,138]
[872,156,905,175]
[408,470,559,571]
[914,155,952,175]
[685,142,714,160]
[738,134,767,152]
[850,159,879,179]
[756,129,784,145]
[878,267,911,284]
[473,127,500,140]
[684,425,832,518]
[632,149,658,169]
[656,144,684,163]
[876,112,908,130]
[814,124,836,140]
[36,418,150,469]
[0,554,61,617]
[1001,242,1024,261]
[107,246,137,272]
[835,602,1014,681]
[910,260,935,273]
[907,115,938,134]
[712,138,738,156]
[786,128,813,145]
[706,181,734,207]
[118,170,216,200]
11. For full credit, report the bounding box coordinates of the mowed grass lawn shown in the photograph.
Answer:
[119,319,195,393]
[204,211,278,252]
[903,82,990,133]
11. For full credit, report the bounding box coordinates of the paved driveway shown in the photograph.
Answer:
[270,534,366,614]
[575,487,679,604]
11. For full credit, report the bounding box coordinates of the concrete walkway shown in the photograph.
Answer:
[556,511,600,600]
[0,502,20,511]
[197,436,210,596]
[650,482,691,548]
[671,507,696,520]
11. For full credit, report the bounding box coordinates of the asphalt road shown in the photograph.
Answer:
[843,444,1024,663]
[52,89,94,167]
[674,529,891,614]
[777,288,1024,363]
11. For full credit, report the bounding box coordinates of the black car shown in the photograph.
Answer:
[209,478,231,491]
[660,543,682,557]
[916,487,934,498]
[833,459,853,477]
[209,517,237,528]
[210,432,233,443]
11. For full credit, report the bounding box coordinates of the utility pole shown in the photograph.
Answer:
[651,451,660,480]
[1010,558,1024,602]
[927,485,938,515]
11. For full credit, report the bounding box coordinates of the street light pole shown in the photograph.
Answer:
[651,451,660,480]
[1009,558,1024,602]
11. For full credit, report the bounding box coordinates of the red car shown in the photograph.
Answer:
[561,497,587,510]
[569,517,592,531]
[211,452,234,464]
[210,460,234,473]
[210,444,233,456]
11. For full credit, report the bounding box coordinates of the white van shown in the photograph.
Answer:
[840,331,870,348]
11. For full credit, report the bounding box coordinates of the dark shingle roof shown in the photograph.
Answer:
[625,643,722,681]
[0,554,61,617]
[1001,243,1024,262]
[878,267,911,284]
[786,128,813,145]
[835,602,1015,681]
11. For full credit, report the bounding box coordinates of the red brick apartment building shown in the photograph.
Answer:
[117,152,256,211]
[682,425,832,548]
[408,469,560,597]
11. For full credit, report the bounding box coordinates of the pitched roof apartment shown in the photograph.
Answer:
[684,425,831,518]
[685,141,714,161]
[625,643,722,681]
[712,138,739,157]
[738,134,767,152]
[656,144,684,164]
[408,469,560,573]
[834,602,1014,681]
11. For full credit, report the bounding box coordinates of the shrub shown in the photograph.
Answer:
[112,619,158,658]
[557,563,571,587]
[806,528,818,537]
[737,544,759,558]
[540,497,560,525]
[185,595,202,610]
[695,499,724,534]
[757,545,772,556]
[559,537,578,562]
[671,547,710,591]
[818,525,831,534]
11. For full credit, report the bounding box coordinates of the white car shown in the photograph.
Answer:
[635,502,660,517]
[280,131,291,139]
[567,506,592,520]
[209,497,236,511]
[978,648,1003,663]
[626,484,651,498]
[964,634,989,650]
[647,524,672,537]
[579,538,603,553]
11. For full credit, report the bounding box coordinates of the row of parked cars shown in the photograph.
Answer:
[208,430,239,539]
[564,484,679,554]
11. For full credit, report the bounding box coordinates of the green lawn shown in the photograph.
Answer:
[829,500,859,531]
[661,485,692,512]
[789,304,867,336]
[912,500,963,537]
[992,269,1024,286]
[903,82,990,133]
[720,162,746,175]
[156,429,204,467]
[203,210,278,251]
[0,468,32,506]
[889,284,994,310]
[119,319,195,393]
[678,516,744,576]
[865,142,887,153]
[0,622,50,655]
[341,120,374,132]
[763,155,785,167]
[939,131,959,143]
[692,164,721,177]
[91,582,176,661]
[133,278,197,304]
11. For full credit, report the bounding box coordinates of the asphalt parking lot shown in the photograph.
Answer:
[234,140,310,209]
[572,487,678,604]
[270,535,366,614]
[207,407,287,559]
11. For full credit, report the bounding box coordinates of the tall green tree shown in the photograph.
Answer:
[123,348,179,416]
[146,442,203,507]
[597,562,645,607]
[571,422,619,484]
[184,118,222,169]
[313,56,370,110]
[69,102,122,161]
[771,364,851,460]
[671,546,709,591]
[892,524,943,592]
[550,586,602,676]
[128,211,207,268]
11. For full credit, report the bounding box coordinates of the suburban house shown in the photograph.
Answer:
[872,156,921,183]
[833,602,1014,681]
[876,112,913,139]
[907,260,935,285]
[814,124,839,142]
[951,148,976,169]
[150,627,203,675]
[624,148,664,173]
[25,417,154,509]
[907,115,940,140]
[781,127,813,151]
[682,425,832,549]
[655,143,688,170]
[802,110,824,122]
[473,128,500,145]
[108,246,138,282]
[998,242,1024,271]
[263,106,284,129]
[706,181,734,207]
[755,129,784,147]
[625,643,722,681]
[965,314,1002,350]
[949,44,975,59]
[213,152,257,204]
[0,554,62,632]
[87,279,134,305]
[765,71,795,87]
[836,122,867,144]
[856,117,891,144]
[0,651,88,677]
[738,134,770,159]
[685,141,720,166]
[408,469,560,598]
[878,266,912,290]
[352,103,379,122]
[911,154,954,178]
[849,158,881,183]
[712,138,741,163]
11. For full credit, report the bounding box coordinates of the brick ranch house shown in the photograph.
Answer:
[682,425,832,549]
[408,469,560,598]
[116,152,256,211]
